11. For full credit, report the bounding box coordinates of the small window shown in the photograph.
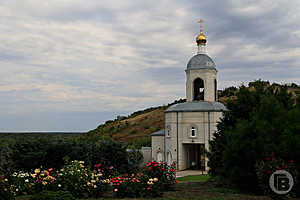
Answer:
[166,125,171,137]
[190,126,196,137]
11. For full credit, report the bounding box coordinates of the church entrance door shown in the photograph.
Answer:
[184,144,205,170]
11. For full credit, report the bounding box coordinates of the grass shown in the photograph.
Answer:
[177,174,210,182]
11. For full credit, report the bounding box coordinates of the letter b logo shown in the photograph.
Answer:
[270,170,294,195]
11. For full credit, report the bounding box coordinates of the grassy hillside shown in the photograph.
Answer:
[80,81,300,145]
[78,99,185,146]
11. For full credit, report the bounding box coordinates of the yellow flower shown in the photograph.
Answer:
[93,185,97,188]
[31,174,36,178]
[42,181,47,185]
[149,178,153,182]
[147,181,154,185]
[4,178,8,182]
[153,178,158,182]
[34,169,40,174]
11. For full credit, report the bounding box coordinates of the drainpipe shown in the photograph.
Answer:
[176,112,179,170]
[208,112,211,143]
[164,124,166,162]
[207,111,211,171]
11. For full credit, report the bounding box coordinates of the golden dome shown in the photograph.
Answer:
[196,32,207,45]
[196,19,207,46]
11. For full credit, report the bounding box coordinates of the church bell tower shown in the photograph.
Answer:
[186,20,218,102]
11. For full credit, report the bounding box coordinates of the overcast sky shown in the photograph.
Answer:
[1,0,300,132]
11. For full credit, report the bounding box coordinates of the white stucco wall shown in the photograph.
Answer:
[186,69,217,102]
[164,111,223,171]
[151,135,165,161]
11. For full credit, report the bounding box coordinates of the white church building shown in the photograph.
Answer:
[151,21,227,171]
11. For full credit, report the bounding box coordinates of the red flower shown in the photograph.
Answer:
[282,165,287,169]
[109,166,114,170]
[95,163,102,168]
[267,170,272,174]
[265,157,270,161]
[146,186,151,190]
[48,168,53,172]
[271,152,275,157]
[148,167,152,171]
[290,160,295,164]
[28,185,32,188]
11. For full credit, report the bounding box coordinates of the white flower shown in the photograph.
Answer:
[58,184,62,187]
[25,179,29,183]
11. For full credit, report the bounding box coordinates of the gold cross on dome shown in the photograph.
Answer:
[198,19,204,32]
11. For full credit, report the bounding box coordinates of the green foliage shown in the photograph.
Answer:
[143,161,177,191]
[56,160,109,198]
[0,176,15,200]
[111,161,177,198]
[0,144,14,176]
[219,86,238,97]
[127,149,143,173]
[208,80,300,194]
[255,153,297,198]
[5,138,136,176]
[130,129,137,134]
[28,191,75,200]
[128,137,151,149]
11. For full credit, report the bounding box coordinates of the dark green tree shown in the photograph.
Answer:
[208,80,300,194]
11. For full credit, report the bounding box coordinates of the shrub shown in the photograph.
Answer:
[111,162,177,198]
[56,160,110,198]
[111,175,143,198]
[0,175,14,200]
[208,81,300,193]
[142,161,177,190]
[28,190,75,200]
[255,153,298,198]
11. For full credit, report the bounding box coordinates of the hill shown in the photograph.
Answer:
[78,99,186,146]
[80,81,300,146]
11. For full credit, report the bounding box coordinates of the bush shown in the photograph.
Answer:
[111,161,177,198]
[208,81,300,194]
[9,139,135,176]
[28,191,75,200]
[0,176,14,200]
[255,153,298,198]
[56,160,110,198]
[142,161,177,190]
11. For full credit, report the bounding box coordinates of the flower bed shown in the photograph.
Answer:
[0,160,177,199]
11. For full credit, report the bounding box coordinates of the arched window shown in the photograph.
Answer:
[157,152,163,162]
[190,126,197,137]
[193,78,204,101]
[167,152,172,166]
[214,79,217,101]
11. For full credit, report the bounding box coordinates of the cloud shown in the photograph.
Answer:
[0,0,299,131]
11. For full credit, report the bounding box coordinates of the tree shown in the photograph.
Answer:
[208,80,300,194]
